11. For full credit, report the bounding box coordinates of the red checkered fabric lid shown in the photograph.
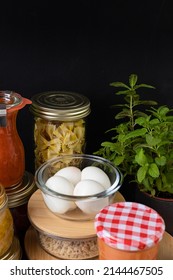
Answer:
[95,202,165,251]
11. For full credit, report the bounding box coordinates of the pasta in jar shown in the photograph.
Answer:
[30,91,91,169]
[34,118,86,168]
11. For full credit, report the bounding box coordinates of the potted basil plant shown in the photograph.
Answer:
[95,74,173,235]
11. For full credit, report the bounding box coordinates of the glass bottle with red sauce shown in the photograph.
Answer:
[0,91,31,188]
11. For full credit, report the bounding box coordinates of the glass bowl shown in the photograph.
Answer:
[35,154,123,221]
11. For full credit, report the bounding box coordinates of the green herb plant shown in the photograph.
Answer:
[95,74,173,197]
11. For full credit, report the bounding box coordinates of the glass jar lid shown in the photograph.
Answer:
[30,91,91,121]
[0,91,22,109]
[0,91,22,126]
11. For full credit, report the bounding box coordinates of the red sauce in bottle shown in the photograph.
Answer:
[0,91,31,188]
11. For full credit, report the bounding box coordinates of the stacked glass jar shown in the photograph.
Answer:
[0,185,21,260]
[30,91,91,169]
[0,90,35,258]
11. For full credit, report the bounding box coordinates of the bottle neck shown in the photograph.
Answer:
[0,110,18,134]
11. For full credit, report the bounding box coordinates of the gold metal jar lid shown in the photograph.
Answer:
[30,91,91,121]
[5,171,37,208]
[0,236,21,260]
[0,185,8,210]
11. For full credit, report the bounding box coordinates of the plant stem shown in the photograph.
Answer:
[130,93,134,130]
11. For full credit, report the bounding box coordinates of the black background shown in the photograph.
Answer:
[1,0,173,175]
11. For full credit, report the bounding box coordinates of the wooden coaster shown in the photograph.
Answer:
[27,189,125,239]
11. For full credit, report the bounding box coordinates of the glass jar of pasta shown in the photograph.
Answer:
[30,91,91,169]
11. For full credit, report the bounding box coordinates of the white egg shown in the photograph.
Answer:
[73,179,109,214]
[45,175,76,213]
[42,193,76,214]
[46,175,74,194]
[81,166,111,189]
[54,166,81,186]
[74,179,104,196]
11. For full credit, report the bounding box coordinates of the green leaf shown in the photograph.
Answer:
[135,148,148,166]
[135,84,155,89]
[161,173,167,185]
[151,189,156,196]
[129,74,138,88]
[115,109,132,119]
[148,163,159,178]
[142,177,149,190]
[109,82,130,89]
[114,156,125,166]
[101,141,124,154]
[155,177,162,191]
[146,134,161,146]
[101,142,116,149]
[137,100,158,105]
[123,128,147,140]
[158,106,169,116]
[166,116,173,122]
[148,118,160,125]
[135,117,148,126]
[137,166,148,183]
[114,90,131,95]
[165,172,173,184]
[155,156,166,166]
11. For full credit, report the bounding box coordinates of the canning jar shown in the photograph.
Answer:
[30,91,91,169]
[0,91,31,188]
[0,236,21,260]
[5,171,37,241]
[27,189,99,260]
[37,230,98,260]
[95,202,165,260]
[0,185,14,257]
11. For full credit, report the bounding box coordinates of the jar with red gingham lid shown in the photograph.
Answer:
[94,202,165,260]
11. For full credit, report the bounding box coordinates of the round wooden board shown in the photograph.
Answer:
[27,189,125,239]
[25,226,173,260]
[25,227,57,260]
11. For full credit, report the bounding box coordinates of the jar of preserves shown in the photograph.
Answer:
[0,91,31,188]
[0,185,14,257]
[30,91,91,169]
[95,202,165,260]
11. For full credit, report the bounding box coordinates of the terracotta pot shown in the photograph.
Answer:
[135,187,173,236]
